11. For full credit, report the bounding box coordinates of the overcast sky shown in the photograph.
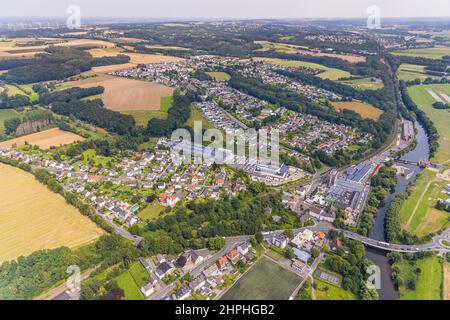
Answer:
[1,0,450,19]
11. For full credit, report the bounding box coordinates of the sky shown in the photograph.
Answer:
[1,0,450,20]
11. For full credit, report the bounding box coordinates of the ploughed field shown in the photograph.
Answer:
[0,128,84,150]
[0,164,104,263]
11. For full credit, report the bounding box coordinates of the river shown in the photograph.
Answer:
[366,121,430,300]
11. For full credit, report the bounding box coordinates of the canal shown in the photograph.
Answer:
[366,121,430,300]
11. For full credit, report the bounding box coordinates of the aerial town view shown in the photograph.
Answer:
[0,0,449,313]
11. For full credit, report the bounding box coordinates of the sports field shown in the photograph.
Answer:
[398,256,443,300]
[220,258,302,300]
[407,84,450,163]
[0,128,84,150]
[255,57,351,80]
[62,75,173,111]
[392,45,450,59]
[0,109,20,133]
[399,169,450,237]
[0,164,104,262]
[331,101,384,120]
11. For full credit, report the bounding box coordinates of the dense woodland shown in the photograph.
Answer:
[0,47,130,84]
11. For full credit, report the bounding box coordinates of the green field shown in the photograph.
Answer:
[407,84,450,163]
[115,265,146,300]
[257,57,351,81]
[399,169,450,237]
[186,105,216,130]
[392,46,450,60]
[220,258,302,300]
[122,110,168,127]
[314,278,356,300]
[0,109,20,133]
[396,63,444,82]
[138,202,165,221]
[207,72,231,82]
[3,84,39,102]
[338,77,384,90]
[82,149,113,167]
[160,96,174,113]
[129,262,150,287]
[397,256,443,300]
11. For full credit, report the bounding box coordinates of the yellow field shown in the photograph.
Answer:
[0,38,114,58]
[91,53,183,73]
[331,101,384,120]
[62,75,173,111]
[0,128,84,149]
[0,164,104,262]
[445,262,450,300]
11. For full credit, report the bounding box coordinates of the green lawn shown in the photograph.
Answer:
[129,262,149,287]
[314,278,356,300]
[220,258,302,300]
[207,72,231,82]
[186,105,216,130]
[0,109,20,133]
[407,84,450,163]
[82,149,113,167]
[138,202,165,221]
[392,46,450,59]
[398,256,443,300]
[115,269,145,300]
[257,57,351,81]
[338,77,384,90]
[4,84,39,102]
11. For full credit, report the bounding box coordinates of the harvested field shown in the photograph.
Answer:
[0,164,104,263]
[0,128,84,149]
[64,76,173,111]
[91,53,183,73]
[331,101,384,120]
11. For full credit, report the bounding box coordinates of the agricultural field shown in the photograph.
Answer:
[398,256,443,300]
[399,169,450,237]
[206,72,231,82]
[0,164,104,263]
[338,77,384,90]
[0,128,84,150]
[255,57,351,81]
[255,41,366,63]
[444,262,450,301]
[61,75,173,111]
[121,96,173,127]
[220,258,302,300]
[0,109,20,133]
[91,53,183,73]
[407,84,450,163]
[392,45,450,59]
[331,101,384,120]
[2,84,40,102]
[396,63,443,81]
[0,38,114,58]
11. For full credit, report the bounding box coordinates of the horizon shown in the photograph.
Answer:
[1,0,450,20]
